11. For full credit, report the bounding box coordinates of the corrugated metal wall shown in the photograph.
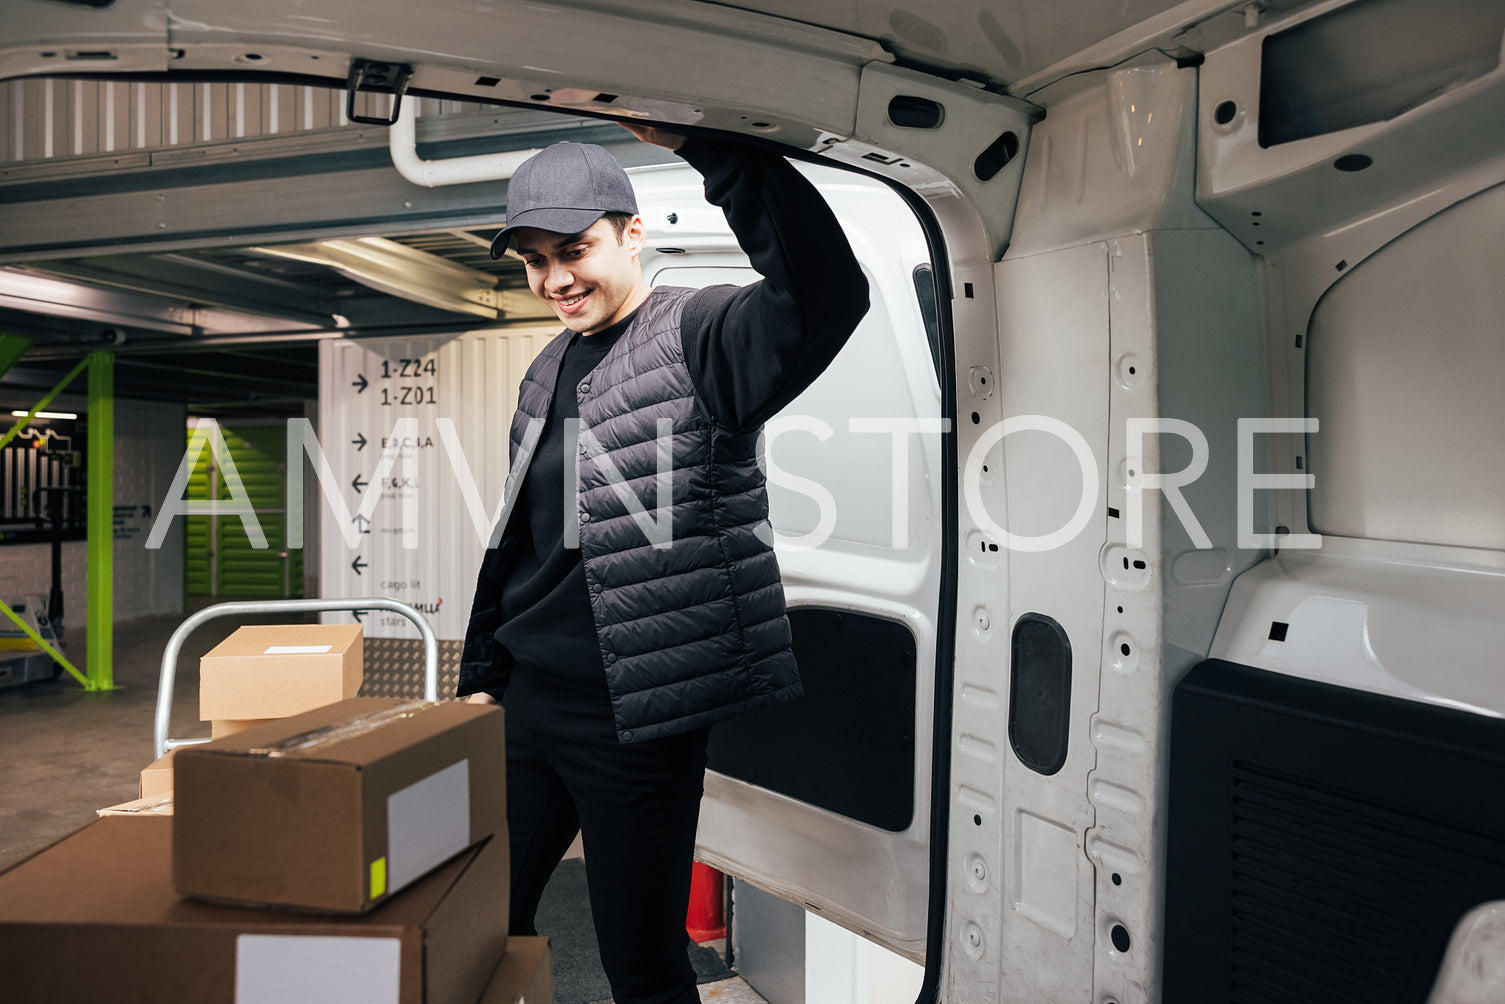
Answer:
[0,78,486,165]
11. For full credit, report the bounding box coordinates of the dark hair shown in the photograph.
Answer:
[602,211,634,242]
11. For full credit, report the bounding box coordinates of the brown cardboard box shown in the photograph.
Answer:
[0,816,506,1004]
[476,936,552,1003]
[199,623,363,723]
[98,794,174,817]
[210,716,278,739]
[175,697,507,913]
[139,748,177,799]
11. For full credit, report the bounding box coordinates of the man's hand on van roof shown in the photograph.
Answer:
[620,122,686,152]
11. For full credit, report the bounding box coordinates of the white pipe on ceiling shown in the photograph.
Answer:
[389,100,542,188]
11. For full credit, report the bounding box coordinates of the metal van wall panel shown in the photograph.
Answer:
[1307,181,1505,550]
[990,241,1108,1001]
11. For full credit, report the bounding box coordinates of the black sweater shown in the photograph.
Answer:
[489,137,869,701]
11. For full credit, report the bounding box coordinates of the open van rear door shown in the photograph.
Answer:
[634,161,949,959]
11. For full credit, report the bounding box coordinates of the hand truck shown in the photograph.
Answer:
[153,597,438,760]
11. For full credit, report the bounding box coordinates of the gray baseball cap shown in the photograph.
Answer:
[489,141,639,259]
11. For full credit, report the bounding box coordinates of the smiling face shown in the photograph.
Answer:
[513,216,652,336]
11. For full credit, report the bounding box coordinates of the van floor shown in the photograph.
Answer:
[0,610,766,1004]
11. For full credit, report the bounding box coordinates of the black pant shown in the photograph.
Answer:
[503,670,710,1004]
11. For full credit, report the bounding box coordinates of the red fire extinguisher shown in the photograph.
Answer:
[686,861,726,942]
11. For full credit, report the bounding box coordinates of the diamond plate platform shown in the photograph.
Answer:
[358,637,463,699]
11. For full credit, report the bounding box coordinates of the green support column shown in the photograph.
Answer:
[86,350,115,691]
[0,333,33,377]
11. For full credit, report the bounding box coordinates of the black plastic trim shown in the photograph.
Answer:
[892,167,958,1004]
[1166,659,1505,1003]
[707,609,918,832]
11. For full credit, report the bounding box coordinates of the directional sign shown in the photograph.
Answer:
[320,326,557,639]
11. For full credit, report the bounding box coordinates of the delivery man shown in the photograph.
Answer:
[459,123,868,1004]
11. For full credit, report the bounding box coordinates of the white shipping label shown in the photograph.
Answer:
[235,935,400,1004]
[386,758,470,893]
[263,644,333,654]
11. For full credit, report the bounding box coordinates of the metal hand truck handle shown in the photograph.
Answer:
[154,598,438,760]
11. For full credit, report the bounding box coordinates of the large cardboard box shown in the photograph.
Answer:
[477,936,553,1004]
[0,816,507,1004]
[175,697,506,913]
[199,623,363,722]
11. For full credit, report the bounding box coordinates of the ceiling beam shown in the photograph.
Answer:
[249,238,503,319]
[0,267,328,337]
[28,254,341,328]
[0,124,667,262]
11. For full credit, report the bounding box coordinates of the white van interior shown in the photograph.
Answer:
[2,0,1503,1001]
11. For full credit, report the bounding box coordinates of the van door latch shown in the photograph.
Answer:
[345,59,413,126]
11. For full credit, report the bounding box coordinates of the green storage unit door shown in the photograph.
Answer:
[184,423,302,598]
[183,429,213,595]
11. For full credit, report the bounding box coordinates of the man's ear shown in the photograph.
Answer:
[624,214,648,258]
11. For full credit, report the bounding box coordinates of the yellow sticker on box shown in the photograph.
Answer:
[370,856,387,899]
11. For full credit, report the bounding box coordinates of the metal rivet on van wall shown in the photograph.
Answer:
[964,923,986,960]
[1109,631,1139,674]
[966,854,988,892]
[968,366,995,400]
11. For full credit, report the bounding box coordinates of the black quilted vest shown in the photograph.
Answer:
[458,286,802,741]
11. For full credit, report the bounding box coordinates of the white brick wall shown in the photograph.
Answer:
[1,539,87,627]
[0,398,184,627]
[113,399,185,622]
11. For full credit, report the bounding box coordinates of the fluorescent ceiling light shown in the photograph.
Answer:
[11,410,78,420]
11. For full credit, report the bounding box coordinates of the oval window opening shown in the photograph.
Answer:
[888,94,945,129]
[974,131,1020,182]
[1008,613,1072,776]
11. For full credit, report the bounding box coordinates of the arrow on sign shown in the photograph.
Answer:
[352,513,371,532]
[352,374,368,394]
[351,556,367,575]
[351,473,368,493]
[352,432,367,451]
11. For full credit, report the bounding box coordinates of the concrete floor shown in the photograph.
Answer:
[0,607,767,1004]
[0,609,254,869]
